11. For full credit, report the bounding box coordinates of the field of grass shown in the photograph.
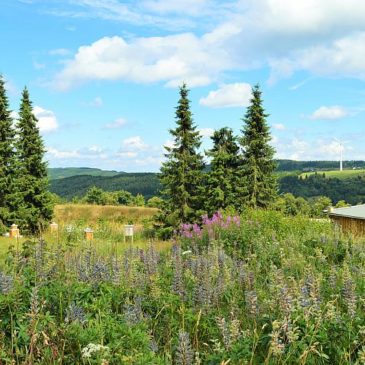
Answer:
[0,204,163,266]
[300,168,365,179]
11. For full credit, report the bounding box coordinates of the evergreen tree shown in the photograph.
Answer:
[0,75,16,228]
[205,127,242,214]
[159,84,205,229]
[15,88,53,233]
[239,84,277,208]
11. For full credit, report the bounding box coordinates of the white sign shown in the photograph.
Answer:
[124,225,134,237]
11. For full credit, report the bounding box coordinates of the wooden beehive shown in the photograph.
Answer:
[9,224,20,238]
[84,228,94,241]
[50,222,59,233]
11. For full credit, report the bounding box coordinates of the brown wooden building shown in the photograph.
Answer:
[329,205,365,236]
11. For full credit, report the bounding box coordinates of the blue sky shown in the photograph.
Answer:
[2,0,365,172]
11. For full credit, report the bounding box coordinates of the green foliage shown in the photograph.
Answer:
[113,189,134,205]
[134,193,145,207]
[280,173,365,205]
[336,200,350,208]
[274,193,311,216]
[0,76,16,227]
[239,84,277,208]
[159,84,205,227]
[50,173,160,200]
[12,88,54,233]
[83,187,145,206]
[84,186,107,205]
[147,196,164,208]
[205,128,242,215]
[309,196,332,217]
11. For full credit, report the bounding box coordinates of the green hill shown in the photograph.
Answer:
[48,160,365,203]
[300,169,365,180]
[48,167,121,180]
[49,173,161,200]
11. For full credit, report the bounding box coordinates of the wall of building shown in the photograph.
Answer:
[330,215,365,236]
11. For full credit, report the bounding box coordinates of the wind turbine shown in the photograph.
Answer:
[333,138,348,171]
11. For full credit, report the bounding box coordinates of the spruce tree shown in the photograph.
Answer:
[15,88,53,233]
[0,76,16,228]
[239,84,277,208]
[159,84,205,229]
[205,127,241,214]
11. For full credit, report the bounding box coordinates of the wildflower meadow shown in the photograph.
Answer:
[1,209,365,364]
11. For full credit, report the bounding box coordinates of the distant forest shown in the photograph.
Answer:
[48,160,365,205]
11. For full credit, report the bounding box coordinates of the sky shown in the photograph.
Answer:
[1,0,365,172]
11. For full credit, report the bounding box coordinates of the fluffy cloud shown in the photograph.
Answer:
[272,135,356,161]
[198,128,215,138]
[310,106,349,120]
[33,106,59,133]
[200,83,252,108]
[49,1,365,89]
[47,145,108,160]
[272,123,286,130]
[53,34,232,90]
[104,117,127,129]
[122,136,148,151]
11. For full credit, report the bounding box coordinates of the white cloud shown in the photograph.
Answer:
[163,139,175,149]
[122,136,148,151]
[200,83,252,108]
[10,111,19,120]
[52,33,233,90]
[104,117,127,129]
[198,128,215,138]
[47,147,80,159]
[47,145,108,160]
[272,123,286,130]
[49,1,365,89]
[33,106,59,133]
[142,0,210,16]
[310,106,349,120]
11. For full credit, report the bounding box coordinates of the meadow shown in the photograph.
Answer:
[0,204,161,266]
[2,207,365,364]
[300,169,365,180]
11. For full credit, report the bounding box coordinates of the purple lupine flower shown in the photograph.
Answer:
[175,331,193,365]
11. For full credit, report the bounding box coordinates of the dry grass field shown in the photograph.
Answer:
[0,204,168,266]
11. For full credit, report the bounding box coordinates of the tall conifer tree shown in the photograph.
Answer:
[239,84,277,208]
[159,84,205,229]
[0,76,16,228]
[15,88,53,233]
[205,127,242,214]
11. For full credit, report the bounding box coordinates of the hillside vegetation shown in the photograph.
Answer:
[300,169,365,180]
[48,167,121,180]
[50,173,160,200]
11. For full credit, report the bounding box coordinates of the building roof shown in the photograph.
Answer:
[329,204,365,220]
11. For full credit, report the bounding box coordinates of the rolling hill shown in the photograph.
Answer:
[48,167,121,180]
[49,173,161,200]
[49,160,365,203]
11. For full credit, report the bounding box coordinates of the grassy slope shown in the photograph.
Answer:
[300,169,365,180]
[0,204,162,264]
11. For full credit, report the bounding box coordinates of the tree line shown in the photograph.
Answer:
[0,76,53,233]
[158,84,277,235]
